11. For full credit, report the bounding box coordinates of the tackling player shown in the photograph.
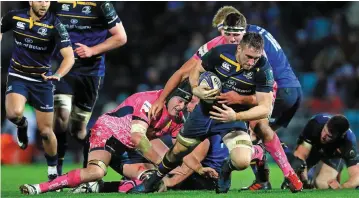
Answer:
[1,1,74,180]
[19,81,192,195]
[52,1,127,176]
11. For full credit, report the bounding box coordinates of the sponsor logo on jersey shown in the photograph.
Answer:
[197,44,208,57]
[24,38,33,43]
[70,19,78,24]
[221,62,231,72]
[16,21,25,30]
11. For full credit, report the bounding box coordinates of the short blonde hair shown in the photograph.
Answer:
[212,6,242,29]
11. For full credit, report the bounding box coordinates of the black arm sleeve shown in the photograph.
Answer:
[1,11,14,33]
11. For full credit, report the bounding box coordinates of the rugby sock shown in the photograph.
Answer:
[264,133,293,177]
[45,153,58,176]
[56,132,67,175]
[251,145,264,161]
[39,169,81,192]
[9,116,27,127]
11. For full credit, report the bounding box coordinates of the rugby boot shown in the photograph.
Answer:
[216,158,232,194]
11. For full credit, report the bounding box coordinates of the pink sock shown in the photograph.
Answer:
[118,179,140,193]
[264,133,293,177]
[39,169,81,192]
[251,145,264,161]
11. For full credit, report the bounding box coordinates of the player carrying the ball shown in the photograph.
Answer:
[129,32,276,194]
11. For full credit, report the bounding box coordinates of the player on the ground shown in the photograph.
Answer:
[282,114,359,189]
[1,1,74,180]
[149,6,303,191]
[52,1,127,175]
[19,81,192,195]
[129,32,277,194]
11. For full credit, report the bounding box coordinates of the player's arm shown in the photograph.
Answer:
[183,139,211,174]
[340,132,359,188]
[156,57,198,106]
[235,66,274,121]
[0,11,15,41]
[45,20,74,81]
[130,119,162,165]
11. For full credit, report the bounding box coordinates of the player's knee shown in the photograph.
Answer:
[6,107,23,119]
[230,148,251,170]
[224,131,252,170]
[54,94,72,112]
[39,126,54,140]
[314,178,329,189]
[87,159,107,179]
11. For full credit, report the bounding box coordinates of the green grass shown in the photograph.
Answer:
[1,163,358,198]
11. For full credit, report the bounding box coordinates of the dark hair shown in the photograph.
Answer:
[223,13,247,28]
[240,32,264,51]
[327,115,350,138]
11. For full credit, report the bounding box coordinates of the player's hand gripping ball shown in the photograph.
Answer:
[195,71,222,103]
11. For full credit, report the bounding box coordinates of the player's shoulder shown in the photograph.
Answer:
[213,43,237,54]
[254,56,270,70]
[131,90,162,105]
[246,24,266,33]
[4,9,27,17]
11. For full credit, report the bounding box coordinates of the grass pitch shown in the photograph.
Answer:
[1,163,357,198]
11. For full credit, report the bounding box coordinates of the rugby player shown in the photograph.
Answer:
[282,114,359,189]
[1,1,74,180]
[52,1,127,175]
[129,32,277,194]
[19,81,192,195]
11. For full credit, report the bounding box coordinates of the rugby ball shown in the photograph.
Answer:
[198,71,222,103]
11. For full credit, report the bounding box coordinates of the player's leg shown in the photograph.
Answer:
[20,122,118,195]
[53,74,74,176]
[217,130,252,193]
[314,159,344,189]
[35,110,59,179]
[20,149,112,195]
[252,87,303,190]
[129,104,209,194]
[5,76,29,149]
[70,76,103,142]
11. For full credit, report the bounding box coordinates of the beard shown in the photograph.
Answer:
[31,7,46,18]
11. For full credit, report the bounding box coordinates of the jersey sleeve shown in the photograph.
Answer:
[340,130,359,167]
[131,99,151,124]
[297,118,318,145]
[1,11,15,33]
[54,17,71,49]
[254,57,274,93]
[200,46,220,71]
[99,1,121,29]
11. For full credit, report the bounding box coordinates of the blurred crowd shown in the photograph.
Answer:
[1,1,359,163]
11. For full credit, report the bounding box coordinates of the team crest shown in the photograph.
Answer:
[37,27,47,36]
[82,6,91,14]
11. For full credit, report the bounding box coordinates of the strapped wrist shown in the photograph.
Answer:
[54,73,62,79]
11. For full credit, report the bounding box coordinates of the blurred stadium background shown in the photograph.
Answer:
[1,1,359,166]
